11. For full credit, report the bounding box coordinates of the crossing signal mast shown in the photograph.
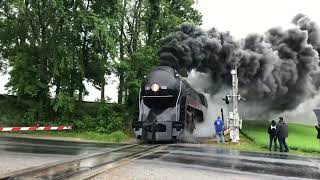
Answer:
[223,68,245,142]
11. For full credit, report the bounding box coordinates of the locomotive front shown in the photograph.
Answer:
[132,66,184,142]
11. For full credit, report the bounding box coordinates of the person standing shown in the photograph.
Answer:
[316,125,320,142]
[268,120,277,151]
[276,117,289,152]
[214,116,225,144]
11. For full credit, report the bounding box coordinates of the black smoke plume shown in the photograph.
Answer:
[158,15,320,114]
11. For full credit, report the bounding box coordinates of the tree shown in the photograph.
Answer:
[0,0,54,106]
[0,0,118,120]
[115,0,202,105]
[0,0,202,123]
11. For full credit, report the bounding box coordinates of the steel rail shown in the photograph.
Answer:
[0,143,153,180]
[69,144,167,180]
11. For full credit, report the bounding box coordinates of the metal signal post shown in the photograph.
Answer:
[223,68,244,143]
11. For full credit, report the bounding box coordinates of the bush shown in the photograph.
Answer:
[74,115,96,131]
[73,102,127,134]
[51,92,76,120]
[21,108,38,126]
[0,94,130,135]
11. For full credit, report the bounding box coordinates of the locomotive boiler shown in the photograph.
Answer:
[132,66,207,142]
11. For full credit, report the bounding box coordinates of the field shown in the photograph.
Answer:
[241,120,320,155]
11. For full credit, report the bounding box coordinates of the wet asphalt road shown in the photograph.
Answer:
[0,136,126,175]
[93,144,320,180]
[0,137,320,179]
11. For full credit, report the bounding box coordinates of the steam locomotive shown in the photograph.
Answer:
[132,66,208,142]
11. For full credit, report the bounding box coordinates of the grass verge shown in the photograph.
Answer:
[240,120,320,156]
[211,132,266,152]
[1,130,130,143]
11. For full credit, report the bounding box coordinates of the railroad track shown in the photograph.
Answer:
[0,144,166,180]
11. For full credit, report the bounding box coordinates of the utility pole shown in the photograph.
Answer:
[223,68,244,142]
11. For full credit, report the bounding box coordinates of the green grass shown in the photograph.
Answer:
[2,130,130,143]
[241,120,320,155]
[212,133,267,152]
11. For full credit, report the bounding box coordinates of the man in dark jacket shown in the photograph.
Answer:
[214,116,225,144]
[316,125,320,142]
[276,117,289,152]
[268,120,277,151]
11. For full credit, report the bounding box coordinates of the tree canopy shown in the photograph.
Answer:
[0,0,202,121]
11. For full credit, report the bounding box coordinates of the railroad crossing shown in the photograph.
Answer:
[0,136,319,180]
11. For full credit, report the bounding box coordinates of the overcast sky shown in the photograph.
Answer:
[196,0,320,38]
[1,0,320,102]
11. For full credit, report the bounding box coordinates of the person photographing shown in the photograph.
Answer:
[268,120,277,151]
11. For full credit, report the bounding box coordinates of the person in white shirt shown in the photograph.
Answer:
[268,120,277,151]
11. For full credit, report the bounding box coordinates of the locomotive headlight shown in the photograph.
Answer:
[151,83,160,92]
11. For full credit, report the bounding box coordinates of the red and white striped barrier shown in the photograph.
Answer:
[0,126,72,132]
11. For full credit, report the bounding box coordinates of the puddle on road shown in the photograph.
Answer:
[0,137,127,155]
[167,144,314,161]
[139,144,320,179]
[8,145,156,180]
